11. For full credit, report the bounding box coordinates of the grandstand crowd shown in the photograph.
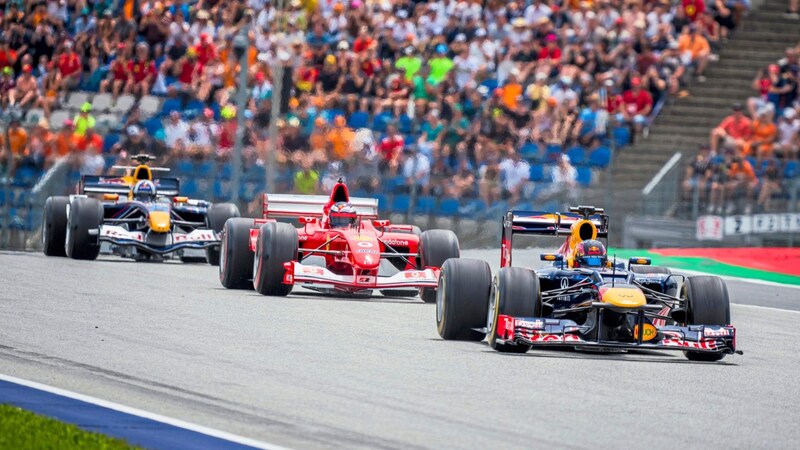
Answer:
[2,0,793,216]
[683,45,800,215]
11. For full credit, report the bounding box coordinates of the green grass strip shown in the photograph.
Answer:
[610,249,800,286]
[0,404,138,450]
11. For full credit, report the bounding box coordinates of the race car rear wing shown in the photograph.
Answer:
[80,175,181,197]
[501,208,609,267]
[261,193,379,219]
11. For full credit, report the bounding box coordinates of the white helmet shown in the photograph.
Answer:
[132,180,157,201]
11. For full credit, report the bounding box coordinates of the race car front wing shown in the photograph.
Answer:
[95,225,220,254]
[494,315,739,356]
[283,261,439,292]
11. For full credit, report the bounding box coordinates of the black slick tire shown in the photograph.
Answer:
[253,222,298,296]
[488,267,542,353]
[65,197,103,260]
[418,229,460,303]
[43,196,69,257]
[205,203,240,265]
[219,218,255,289]
[684,275,731,362]
[436,258,492,341]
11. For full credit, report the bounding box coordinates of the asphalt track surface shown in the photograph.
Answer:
[1,249,798,449]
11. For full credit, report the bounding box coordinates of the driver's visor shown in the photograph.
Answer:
[579,256,606,267]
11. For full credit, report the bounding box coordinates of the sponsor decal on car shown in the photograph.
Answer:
[633,323,658,341]
[404,271,431,279]
[356,249,379,254]
[300,267,325,276]
[515,319,545,330]
[703,327,731,337]
[357,276,375,284]
[661,338,717,350]
[356,241,374,247]
[382,239,409,246]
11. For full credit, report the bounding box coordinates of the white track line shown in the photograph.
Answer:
[731,303,800,314]
[0,374,291,450]
[674,268,800,290]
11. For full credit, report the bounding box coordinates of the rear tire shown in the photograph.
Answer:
[42,196,69,257]
[219,218,255,289]
[488,267,542,353]
[65,197,103,260]
[418,229,460,303]
[253,222,298,296]
[436,258,492,341]
[684,275,731,362]
[205,203,240,265]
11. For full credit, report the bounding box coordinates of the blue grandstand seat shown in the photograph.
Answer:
[372,193,387,210]
[398,115,413,134]
[529,163,546,182]
[103,133,120,153]
[387,175,406,193]
[13,166,39,186]
[785,161,799,178]
[577,167,593,186]
[612,126,631,148]
[181,179,199,198]
[459,199,487,217]
[348,111,370,129]
[144,117,163,136]
[391,194,411,212]
[195,161,214,178]
[519,142,539,159]
[439,198,460,216]
[545,144,562,161]
[588,146,611,168]
[218,163,232,180]
[372,112,394,133]
[175,159,194,176]
[160,98,182,117]
[103,154,117,169]
[566,146,586,165]
[415,196,436,214]
[213,179,231,200]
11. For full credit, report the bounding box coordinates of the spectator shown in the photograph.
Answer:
[101,45,131,97]
[73,103,96,137]
[682,150,712,202]
[378,124,404,175]
[478,155,502,206]
[710,103,752,154]
[128,42,157,97]
[10,65,38,109]
[1,118,30,166]
[776,107,799,158]
[678,24,711,82]
[402,146,431,195]
[293,156,320,195]
[164,111,190,148]
[756,158,784,212]
[0,67,15,109]
[58,41,82,91]
[80,142,105,176]
[499,147,531,205]
[546,154,579,206]
[742,107,777,162]
[786,0,799,18]
[617,77,653,137]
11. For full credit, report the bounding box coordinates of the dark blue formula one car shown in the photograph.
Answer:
[436,206,740,361]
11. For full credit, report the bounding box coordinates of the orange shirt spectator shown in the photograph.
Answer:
[2,121,29,155]
[325,117,354,160]
[728,159,756,181]
[678,32,710,58]
[501,80,523,110]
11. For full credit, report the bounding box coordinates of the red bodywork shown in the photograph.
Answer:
[246,182,438,293]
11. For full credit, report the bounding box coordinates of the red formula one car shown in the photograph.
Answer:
[218,182,460,300]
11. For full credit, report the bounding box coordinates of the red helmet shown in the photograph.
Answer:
[573,239,607,268]
[329,202,358,228]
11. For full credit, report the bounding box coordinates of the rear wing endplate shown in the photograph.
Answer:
[262,193,379,219]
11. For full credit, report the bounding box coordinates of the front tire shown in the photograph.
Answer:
[205,203,240,265]
[43,196,69,257]
[253,222,298,296]
[684,275,731,362]
[436,258,492,341]
[219,218,255,289]
[418,229,460,303]
[488,267,542,353]
[65,197,103,260]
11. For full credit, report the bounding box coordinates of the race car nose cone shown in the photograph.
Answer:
[600,286,646,308]
[149,211,171,233]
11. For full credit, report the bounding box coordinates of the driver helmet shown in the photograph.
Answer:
[329,202,358,228]
[132,180,157,202]
[573,239,607,268]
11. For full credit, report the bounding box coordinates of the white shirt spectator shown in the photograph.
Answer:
[190,121,218,147]
[453,54,478,89]
[524,2,552,26]
[164,118,190,147]
[499,157,531,191]
[551,161,578,187]
[403,152,431,187]
[81,153,105,176]
[777,115,800,146]
[392,18,417,42]
[550,82,579,106]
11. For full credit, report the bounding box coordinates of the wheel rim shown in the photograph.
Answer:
[64,204,72,255]
[436,274,445,323]
[218,230,227,280]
